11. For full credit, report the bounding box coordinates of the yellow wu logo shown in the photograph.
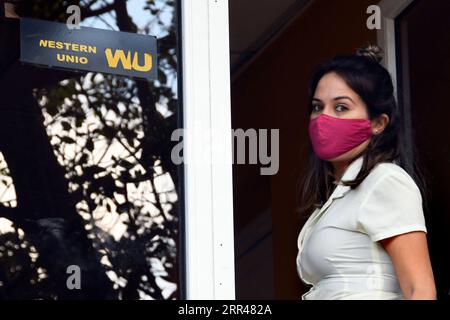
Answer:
[104,48,153,72]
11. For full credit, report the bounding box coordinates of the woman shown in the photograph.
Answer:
[296,44,436,300]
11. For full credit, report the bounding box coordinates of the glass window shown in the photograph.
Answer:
[0,0,183,300]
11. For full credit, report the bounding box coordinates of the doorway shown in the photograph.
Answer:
[395,0,450,300]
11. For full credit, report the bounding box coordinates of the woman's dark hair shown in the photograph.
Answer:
[296,43,429,219]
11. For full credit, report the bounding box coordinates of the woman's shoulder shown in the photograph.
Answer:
[356,160,426,241]
[362,160,419,192]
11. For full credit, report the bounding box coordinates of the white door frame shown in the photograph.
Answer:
[377,0,414,98]
[181,0,235,299]
[377,0,415,162]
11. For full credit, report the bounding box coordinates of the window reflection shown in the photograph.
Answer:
[0,0,182,299]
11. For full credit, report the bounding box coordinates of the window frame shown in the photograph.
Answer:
[180,0,235,299]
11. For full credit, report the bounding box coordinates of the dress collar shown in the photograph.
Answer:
[337,154,364,184]
[329,154,364,199]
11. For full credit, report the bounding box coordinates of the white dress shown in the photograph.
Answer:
[296,155,427,300]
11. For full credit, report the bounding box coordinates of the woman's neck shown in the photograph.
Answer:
[332,161,350,182]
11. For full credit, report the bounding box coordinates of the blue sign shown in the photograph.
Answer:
[20,18,158,81]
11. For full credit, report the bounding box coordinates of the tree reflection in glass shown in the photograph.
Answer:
[0,0,182,300]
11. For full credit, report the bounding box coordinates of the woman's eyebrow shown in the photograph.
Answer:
[312,96,355,103]
[333,96,355,103]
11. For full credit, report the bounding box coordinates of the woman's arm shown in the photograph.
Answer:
[380,231,436,300]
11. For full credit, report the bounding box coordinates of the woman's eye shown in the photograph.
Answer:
[311,104,321,112]
[335,104,348,112]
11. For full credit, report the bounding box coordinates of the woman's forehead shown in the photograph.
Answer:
[315,73,359,102]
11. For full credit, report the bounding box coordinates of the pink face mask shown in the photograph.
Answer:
[308,113,373,160]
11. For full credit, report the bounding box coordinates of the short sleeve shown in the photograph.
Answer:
[357,170,427,242]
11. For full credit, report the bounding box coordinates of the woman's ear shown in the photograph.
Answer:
[371,113,389,135]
